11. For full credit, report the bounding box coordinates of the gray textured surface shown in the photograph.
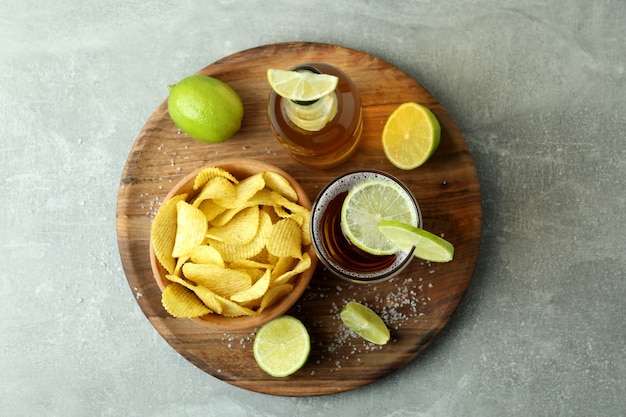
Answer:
[2,1,625,416]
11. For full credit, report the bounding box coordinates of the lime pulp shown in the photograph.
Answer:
[253,315,310,377]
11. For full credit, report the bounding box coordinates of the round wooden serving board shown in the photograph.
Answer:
[116,42,482,396]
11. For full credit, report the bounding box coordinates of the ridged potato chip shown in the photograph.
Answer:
[267,217,303,259]
[173,255,189,277]
[182,263,252,298]
[209,189,275,227]
[263,171,298,202]
[230,269,271,303]
[230,259,274,272]
[261,204,282,225]
[172,201,208,258]
[269,191,313,247]
[193,167,238,190]
[249,247,273,265]
[271,191,309,215]
[197,199,226,222]
[271,256,296,280]
[214,173,265,208]
[189,245,224,266]
[206,205,260,244]
[273,253,311,286]
[165,274,223,314]
[275,210,311,246]
[192,176,236,208]
[245,188,276,207]
[258,284,294,313]
[151,194,188,274]
[191,285,225,315]
[213,189,282,227]
[208,206,240,227]
[217,295,257,317]
[208,209,272,262]
[239,267,267,283]
[289,211,312,246]
[161,282,212,318]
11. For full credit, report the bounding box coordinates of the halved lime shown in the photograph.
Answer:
[267,69,338,102]
[340,301,390,345]
[378,220,454,262]
[253,315,310,377]
[382,102,441,170]
[341,179,418,256]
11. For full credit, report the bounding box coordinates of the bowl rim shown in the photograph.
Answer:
[149,158,317,331]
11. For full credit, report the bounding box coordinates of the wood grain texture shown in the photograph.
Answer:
[116,42,482,396]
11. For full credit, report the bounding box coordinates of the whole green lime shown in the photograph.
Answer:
[167,75,244,144]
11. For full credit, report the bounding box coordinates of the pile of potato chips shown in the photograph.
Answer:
[150,166,312,318]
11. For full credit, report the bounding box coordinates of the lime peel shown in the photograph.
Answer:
[377,220,454,263]
[167,75,243,144]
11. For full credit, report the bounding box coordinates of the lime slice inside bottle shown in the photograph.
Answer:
[377,220,454,262]
[253,316,310,377]
[267,68,339,102]
[340,301,390,345]
[341,179,418,256]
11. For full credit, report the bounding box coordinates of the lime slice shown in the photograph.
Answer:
[378,220,454,262]
[341,179,418,256]
[382,102,441,170]
[253,315,310,377]
[267,69,339,102]
[340,301,390,345]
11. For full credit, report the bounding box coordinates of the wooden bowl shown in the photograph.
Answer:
[149,158,317,331]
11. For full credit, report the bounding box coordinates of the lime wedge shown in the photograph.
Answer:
[382,102,441,170]
[377,220,454,262]
[341,179,418,256]
[340,301,390,345]
[267,69,338,102]
[253,315,310,377]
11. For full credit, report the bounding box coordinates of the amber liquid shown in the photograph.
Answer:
[268,63,363,169]
[319,191,397,274]
[311,170,421,283]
